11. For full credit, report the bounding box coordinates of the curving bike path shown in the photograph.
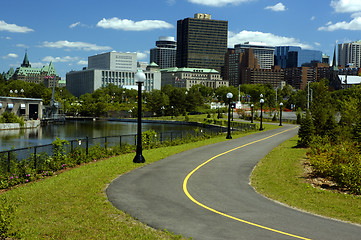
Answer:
[107,125,361,240]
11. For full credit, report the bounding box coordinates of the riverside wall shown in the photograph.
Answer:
[0,120,41,130]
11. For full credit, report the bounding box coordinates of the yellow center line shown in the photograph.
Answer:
[183,127,312,240]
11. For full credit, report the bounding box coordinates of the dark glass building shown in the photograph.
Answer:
[176,13,228,73]
[275,46,322,68]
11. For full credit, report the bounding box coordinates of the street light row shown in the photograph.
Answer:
[133,77,285,164]
[226,93,284,139]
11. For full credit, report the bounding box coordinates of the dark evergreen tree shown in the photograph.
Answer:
[298,111,314,147]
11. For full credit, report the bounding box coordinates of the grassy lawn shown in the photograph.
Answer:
[251,136,361,224]
[2,124,278,239]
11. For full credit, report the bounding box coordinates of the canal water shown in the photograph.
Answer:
[0,120,206,151]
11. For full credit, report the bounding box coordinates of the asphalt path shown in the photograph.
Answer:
[107,125,361,240]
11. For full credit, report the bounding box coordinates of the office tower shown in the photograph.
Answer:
[275,46,322,68]
[235,42,275,69]
[338,41,361,68]
[176,13,228,72]
[88,52,137,72]
[150,36,176,69]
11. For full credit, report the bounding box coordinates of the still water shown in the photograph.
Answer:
[0,120,202,151]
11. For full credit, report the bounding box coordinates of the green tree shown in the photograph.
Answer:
[310,80,335,136]
[298,110,314,147]
[147,90,169,116]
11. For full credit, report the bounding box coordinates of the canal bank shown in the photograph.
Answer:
[0,120,40,130]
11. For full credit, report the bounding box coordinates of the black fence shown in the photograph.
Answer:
[0,122,255,175]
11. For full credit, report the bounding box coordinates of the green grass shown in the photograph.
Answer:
[251,136,361,224]
[2,125,279,239]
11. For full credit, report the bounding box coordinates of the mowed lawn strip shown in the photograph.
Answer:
[3,125,278,239]
[251,136,361,224]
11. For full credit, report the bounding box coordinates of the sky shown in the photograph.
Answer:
[1,0,361,79]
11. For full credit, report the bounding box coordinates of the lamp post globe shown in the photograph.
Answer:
[226,92,233,139]
[279,102,283,126]
[259,98,264,131]
[133,70,146,163]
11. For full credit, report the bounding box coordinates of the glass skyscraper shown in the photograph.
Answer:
[275,46,322,68]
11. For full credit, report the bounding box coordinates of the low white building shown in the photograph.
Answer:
[160,67,228,90]
[339,75,361,88]
[66,68,161,97]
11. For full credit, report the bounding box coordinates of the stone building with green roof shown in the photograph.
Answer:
[160,67,228,89]
[4,52,60,88]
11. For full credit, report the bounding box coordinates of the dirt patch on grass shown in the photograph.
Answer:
[302,158,352,194]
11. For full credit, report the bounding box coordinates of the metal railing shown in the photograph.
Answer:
[0,122,255,175]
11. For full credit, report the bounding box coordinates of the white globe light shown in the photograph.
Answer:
[260,99,264,104]
[135,71,146,83]
[226,92,233,99]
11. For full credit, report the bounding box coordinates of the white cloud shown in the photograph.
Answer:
[265,2,286,12]
[2,53,18,59]
[136,52,148,60]
[42,56,80,63]
[166,0,176,5]
[331,0,361,13]
[310,16,316,21]
[31,62,45,68]
[228,30,313,49]
[96,18,173,31]
[187,0,252,7]
[69,22,81,28]
[318,16,361,31]
[314,42,321,46]
[69,22,91,29]
[77,60,88,65]
[0,20,34,33]
[16,44,28,48]
[41,40,112,51]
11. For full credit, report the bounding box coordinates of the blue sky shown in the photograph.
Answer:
[1,0,361,79]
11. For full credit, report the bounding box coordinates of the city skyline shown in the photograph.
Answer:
[1,0,361,79]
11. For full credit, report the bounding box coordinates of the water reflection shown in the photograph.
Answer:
[0,120,200,151]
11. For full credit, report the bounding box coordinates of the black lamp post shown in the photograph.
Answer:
[259,94,264,131]
[226,92,233,139]
[133,70,146,163]
[279,102,283,126]
[250,104,254,123]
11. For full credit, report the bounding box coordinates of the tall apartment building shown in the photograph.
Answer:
[234,42,275,69]
[224,48,284,88]
[224,48,259,86]
[284,67,316,90]
[88,52,137,72]
[275,46,322,68]
[338,41,361,68]
[176,13,228,72]
[150,36,176,69]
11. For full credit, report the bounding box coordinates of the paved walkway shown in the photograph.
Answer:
[107,125,361,240]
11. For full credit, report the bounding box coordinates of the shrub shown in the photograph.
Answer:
[0,196,19,239]
[309,138,361,194]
